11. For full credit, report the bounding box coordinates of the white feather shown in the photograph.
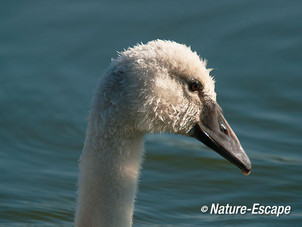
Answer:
[75,40,216,227]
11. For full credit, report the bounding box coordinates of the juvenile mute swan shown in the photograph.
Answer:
[75,40,251,226]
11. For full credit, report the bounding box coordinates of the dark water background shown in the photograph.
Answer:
[0,0,301,226]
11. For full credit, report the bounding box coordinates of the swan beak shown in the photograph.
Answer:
[191,102,251,175]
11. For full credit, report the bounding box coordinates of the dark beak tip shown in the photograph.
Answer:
[237,153,252,175]
[240,159,252,176]
[242,168,252,176]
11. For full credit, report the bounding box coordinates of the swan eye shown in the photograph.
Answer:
[189,81,202,92]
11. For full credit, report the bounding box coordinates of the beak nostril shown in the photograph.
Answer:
[220,123,228,134]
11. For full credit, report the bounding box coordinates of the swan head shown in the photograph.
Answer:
[96,40,251,174]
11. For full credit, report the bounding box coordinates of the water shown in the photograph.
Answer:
[0,0,301,226]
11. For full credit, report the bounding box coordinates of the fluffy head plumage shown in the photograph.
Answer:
[93,40,216,136]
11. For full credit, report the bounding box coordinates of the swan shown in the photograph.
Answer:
[74,40,251,227]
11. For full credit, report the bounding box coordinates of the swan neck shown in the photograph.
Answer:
[75,125,145,227]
